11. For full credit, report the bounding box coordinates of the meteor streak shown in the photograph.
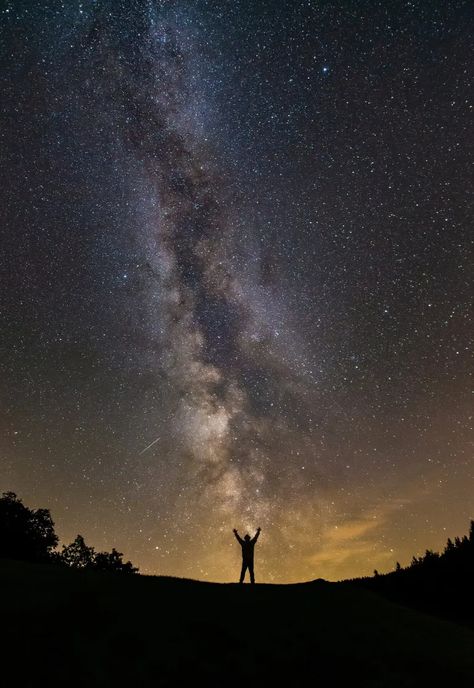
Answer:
[138,436,161,456]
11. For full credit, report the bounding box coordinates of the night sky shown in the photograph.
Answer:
[1,0,472,582]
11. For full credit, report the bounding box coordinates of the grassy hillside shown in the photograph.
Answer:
[2,559,474,687]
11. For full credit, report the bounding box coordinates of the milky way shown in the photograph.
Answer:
[1,0,472,581]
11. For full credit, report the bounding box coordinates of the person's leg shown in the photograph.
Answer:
[249,564,255,584]
[239,562,246,583]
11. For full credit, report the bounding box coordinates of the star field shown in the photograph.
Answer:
[0,0,472,582]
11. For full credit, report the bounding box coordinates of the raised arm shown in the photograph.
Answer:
[233,528,244,545]
[252,527,261,543]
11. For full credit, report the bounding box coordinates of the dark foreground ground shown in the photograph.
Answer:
[2,560,474,687]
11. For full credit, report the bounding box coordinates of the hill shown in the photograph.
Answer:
[2,559,474,687]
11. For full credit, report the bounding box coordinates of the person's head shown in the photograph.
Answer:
[244,534,251,541]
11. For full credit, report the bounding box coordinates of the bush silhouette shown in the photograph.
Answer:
[0,492,58,562]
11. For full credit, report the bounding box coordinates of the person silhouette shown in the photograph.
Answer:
[233,527,261,584]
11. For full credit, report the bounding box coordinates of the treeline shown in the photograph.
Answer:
[0,492,138,573]
[348,521,474,625]
[404,522,474,571]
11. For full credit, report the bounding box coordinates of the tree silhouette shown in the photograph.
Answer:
[61,535,96,569]
[60,536,139,573]
[0,492,58,562]
[94,548,138,573]
[0,492,139,573]
[444,537,455,554]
